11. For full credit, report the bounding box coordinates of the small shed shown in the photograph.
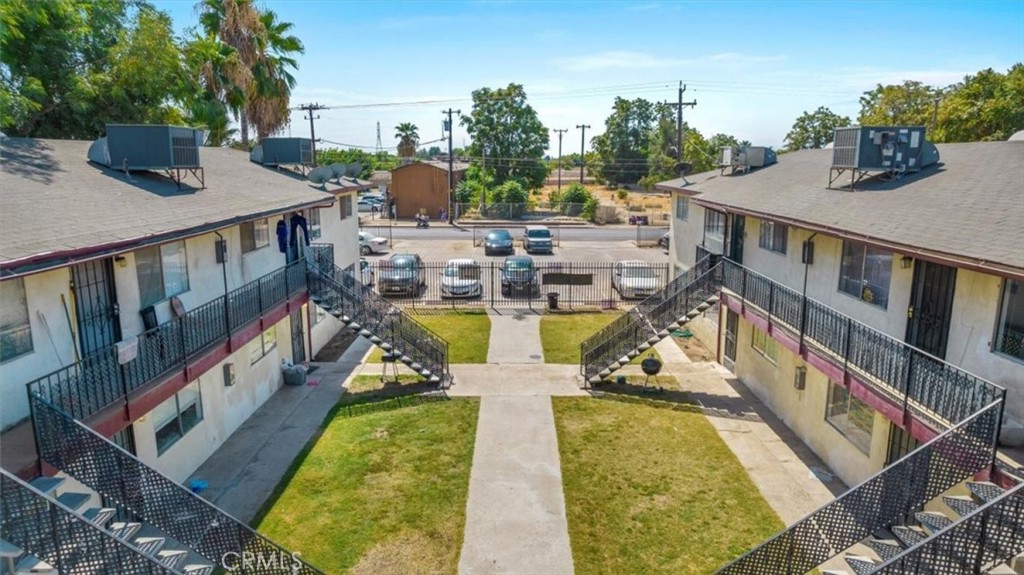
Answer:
[390,161,468,219]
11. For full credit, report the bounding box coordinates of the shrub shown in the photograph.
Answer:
[616,189,628,200]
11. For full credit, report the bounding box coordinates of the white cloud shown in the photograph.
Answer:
[555,51,786,72]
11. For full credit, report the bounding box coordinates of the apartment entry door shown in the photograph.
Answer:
[727,215,745,264]
[70,258,121,357]
[905,260,957,359]
[291,309,306,364]
[723,310,739,372]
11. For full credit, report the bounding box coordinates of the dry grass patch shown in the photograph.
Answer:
[256,399,479,574]
[554,397,783,574]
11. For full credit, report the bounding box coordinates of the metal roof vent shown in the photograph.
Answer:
[829,126,938,189]
[719,145,777,175]
[252,137,313,172]
[103,124,205,188]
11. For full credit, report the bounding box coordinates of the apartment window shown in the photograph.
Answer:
[249,326,278,364]
[136,241,190,307]
[751,326,778,363]
[825,381,875,455]
[758,221,787,254]
[311,301,327,326]
[995,279,1024,361]
[675,197,689,221]
[704,210,726,242]
[309,209,322,240]
[838,241,892,309]
[0,277,33,362]
[339,196,353,220]
[240,219,270,253]
[153,381,203,455]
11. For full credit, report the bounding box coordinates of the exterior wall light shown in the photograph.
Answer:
[900,256,913,269]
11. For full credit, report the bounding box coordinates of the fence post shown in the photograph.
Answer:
[902,349,915,423]
[844,317,853,373]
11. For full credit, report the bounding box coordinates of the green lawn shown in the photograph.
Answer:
[540,312,663,367]
[553,396,784,574]
[256,398,479,575]
[366,311,491,364]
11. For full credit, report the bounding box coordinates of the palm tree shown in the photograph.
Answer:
[246,10,304,141]
[197,0,262,148]
[184,34,248,146]
[395,122,419,160]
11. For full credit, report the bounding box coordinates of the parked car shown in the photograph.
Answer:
[440,258,483,298]
[484,229,514,256]
[360,258,375,286]
[613,260,660,299]
[358,230,389,255]
[357,198,380,213]
[659,232,670,249]
[378,253,425,297]
[501,255,539,297]
[522,225,553,254]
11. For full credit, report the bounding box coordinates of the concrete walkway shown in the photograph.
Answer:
[187,337,371,523]
[486,311,545,364]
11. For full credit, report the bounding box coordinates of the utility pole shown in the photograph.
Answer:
[443,108,461,224]
[553,129,568,193]
[575,124,591,184]
[375,121,383,155]
[665,82,696,160]
[299,103,327,166]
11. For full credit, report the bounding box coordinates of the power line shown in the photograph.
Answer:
[298,102,328,165]
[575,124,591,184]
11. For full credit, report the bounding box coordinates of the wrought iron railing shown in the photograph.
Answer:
[580,255,720,380]
[307,259,449,382]
[871,480,1024,574]
[28,395,326,575]
[1,469,179,574]
[717,401,1004,574]
[719,259,1005,431]
[28,259,308,422]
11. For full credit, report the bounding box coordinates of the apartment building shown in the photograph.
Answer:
[658,134,1024,486]
[0,128,361,482]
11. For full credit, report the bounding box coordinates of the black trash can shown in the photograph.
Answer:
[547,292,560,310]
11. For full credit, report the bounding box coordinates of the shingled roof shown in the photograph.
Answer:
[657,141,1024,277]
[0,138,355,277]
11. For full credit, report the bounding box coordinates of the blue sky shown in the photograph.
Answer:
[154,0,1024,155]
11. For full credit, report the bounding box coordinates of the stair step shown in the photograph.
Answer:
[82,507,116,527]
[892,525,928,546]
[55,491,91,511]
[844,554,878,575]
[14,554,56,574]
[157,549,188,569]
[380,343,393,351]
[943,494,980,517]
[866,537,903,561]
[133,536,164,555]
[109,521,142,540]
[916,511,953,533]
[183,565,214,575]
[967,481,1005,503]
[28,477,64,495]
[821,571,852,575]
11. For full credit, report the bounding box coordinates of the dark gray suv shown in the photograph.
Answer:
[500,255,539,297]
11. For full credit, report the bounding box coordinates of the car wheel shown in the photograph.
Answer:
[360,245,370,255]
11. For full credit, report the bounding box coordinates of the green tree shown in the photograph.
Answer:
[183,33,248,146]
[784,106,851,151]
[317,147,397,177]
[592,97,663,185]
[1,0,187,137]
[246,9,303,141]
[933,65,1024,142]
[461,83,549,189]
[198,0,262,148]
[394,122,419,159]
[551,182,595,216]
[858,80,943,127]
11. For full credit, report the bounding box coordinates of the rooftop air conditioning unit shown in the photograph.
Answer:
[105,125,202,170]
[719,145,777,173]
[256,137,313,167]
[831,126,931,172]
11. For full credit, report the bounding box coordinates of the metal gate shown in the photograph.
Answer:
[366,260,671,309]
[905,260,957,359]
[70,258,121,357]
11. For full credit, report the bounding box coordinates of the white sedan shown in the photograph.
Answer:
[358,231,389,255]
[613,260,661,299]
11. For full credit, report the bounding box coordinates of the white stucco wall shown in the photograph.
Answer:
[732,315,889,486]
[669,194,706,274]
[133,315,291,482]
[0,268,77,429]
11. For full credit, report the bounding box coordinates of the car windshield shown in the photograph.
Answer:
[623,265,657,278]
[391,257,416,269]
[444,265,480,279]
[506,259,532,271]
[488,231,511,240]
[527,229,550,238]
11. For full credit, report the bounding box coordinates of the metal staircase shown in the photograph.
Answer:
[13,395,326,575]
[307,254,451,386]
[580,254,721,384]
